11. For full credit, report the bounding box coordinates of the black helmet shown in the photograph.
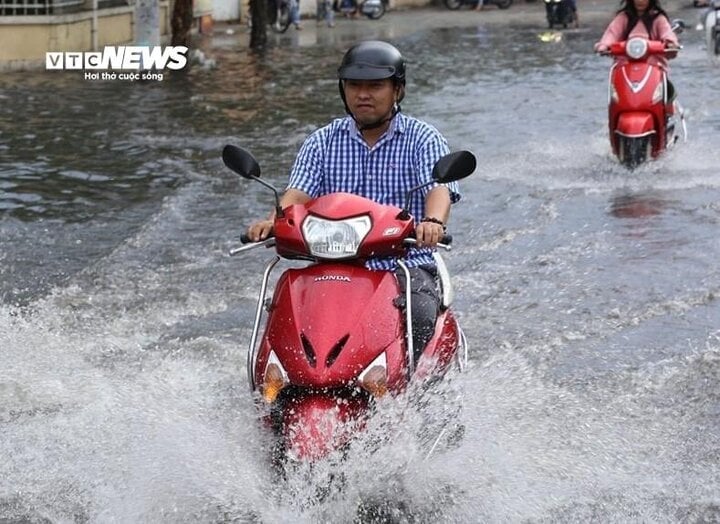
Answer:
[337,40,406,86]
[337,41,406,116]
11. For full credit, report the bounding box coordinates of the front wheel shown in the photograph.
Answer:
[618,136,652,169]
[494,0,512,9]
[443,0,463,9]
[715,34,720,55]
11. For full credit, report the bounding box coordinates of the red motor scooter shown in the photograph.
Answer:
[602,30,686,168]
[223,145,475,464]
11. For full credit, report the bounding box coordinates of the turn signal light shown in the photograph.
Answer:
[652,83,664,104]
[262,351,288,403]
[357,352,388,397]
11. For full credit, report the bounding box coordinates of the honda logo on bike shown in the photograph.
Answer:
[314,275,351,282]
[383,227,401,236]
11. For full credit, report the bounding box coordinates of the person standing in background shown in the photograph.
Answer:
[317,0,335,27]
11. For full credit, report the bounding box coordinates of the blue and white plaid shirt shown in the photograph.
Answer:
[287,112,461,270]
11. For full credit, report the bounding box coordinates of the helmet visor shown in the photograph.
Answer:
[338,62,397,81]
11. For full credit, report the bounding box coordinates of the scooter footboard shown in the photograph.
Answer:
[282,392,369,462]
[615,112,657,138]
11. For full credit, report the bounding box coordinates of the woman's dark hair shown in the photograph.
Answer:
[617,0,670,40]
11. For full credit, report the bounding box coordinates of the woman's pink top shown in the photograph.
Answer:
[594,12,679,71]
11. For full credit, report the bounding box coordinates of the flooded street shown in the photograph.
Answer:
[1,2,720,521]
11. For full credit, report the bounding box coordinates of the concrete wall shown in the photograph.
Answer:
[0,2,170,68]
[213,0,241,21]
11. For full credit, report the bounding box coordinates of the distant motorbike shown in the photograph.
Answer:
[544,0,576,29]
[337,0,387,19]
[703,0,720,54]
[266,0,292,32]
[443,0,513,10]
[224,145,475,464]
[600,22,687,168]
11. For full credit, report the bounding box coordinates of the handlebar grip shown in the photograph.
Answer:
[402,235,453,250]
[241,232,275,244]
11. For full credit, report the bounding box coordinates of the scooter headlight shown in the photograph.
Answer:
[302,215,372,259]
[357,352,388,397]
[262,351,289,403]
[626,38,649,59]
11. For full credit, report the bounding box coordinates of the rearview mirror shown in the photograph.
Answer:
[222,145,261,179]
[671,19,685,34]
[432,150,477,184]
[222,144,283,217]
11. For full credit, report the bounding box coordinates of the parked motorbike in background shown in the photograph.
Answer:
[443,0,512,10]
[703,0,720,54]
[600,22,687,168]
[336,0,387,19]
[223,145,475,465]
[544,0,577,28]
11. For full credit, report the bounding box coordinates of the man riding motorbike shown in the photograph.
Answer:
[594,0,680,103]
[246,40,462,361]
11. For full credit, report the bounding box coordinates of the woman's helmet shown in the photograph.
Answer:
[337,40,406,114]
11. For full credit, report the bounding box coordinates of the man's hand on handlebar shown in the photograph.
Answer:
[247,219,274,242]
[415,220,445,248]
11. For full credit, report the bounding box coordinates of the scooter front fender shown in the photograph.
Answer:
[615,112,657,138]
[282,393,368,462]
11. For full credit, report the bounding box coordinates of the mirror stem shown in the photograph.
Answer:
[252,175,284,218]
[397,180,432,220]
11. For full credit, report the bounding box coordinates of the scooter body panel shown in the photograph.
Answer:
[608,58,669,158]
[255,264,408,391]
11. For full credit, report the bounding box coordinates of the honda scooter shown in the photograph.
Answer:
[543,0,577,29]
[601,28,687,168]
[224,145,475,464]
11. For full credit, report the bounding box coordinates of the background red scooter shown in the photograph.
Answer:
[602,24,686,168]
[223,145,475,465]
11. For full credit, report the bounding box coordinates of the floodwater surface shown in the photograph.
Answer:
[1,5,719,522]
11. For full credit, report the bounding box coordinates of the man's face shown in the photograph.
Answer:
[343,78,398,126]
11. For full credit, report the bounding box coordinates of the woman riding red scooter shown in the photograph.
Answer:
[594,0,685,167]
[594,0,679,70]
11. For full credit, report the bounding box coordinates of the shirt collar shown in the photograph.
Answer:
[341,111,407,139]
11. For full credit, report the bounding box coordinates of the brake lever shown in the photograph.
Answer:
[403,237,452,252]
[229,237,276,256]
